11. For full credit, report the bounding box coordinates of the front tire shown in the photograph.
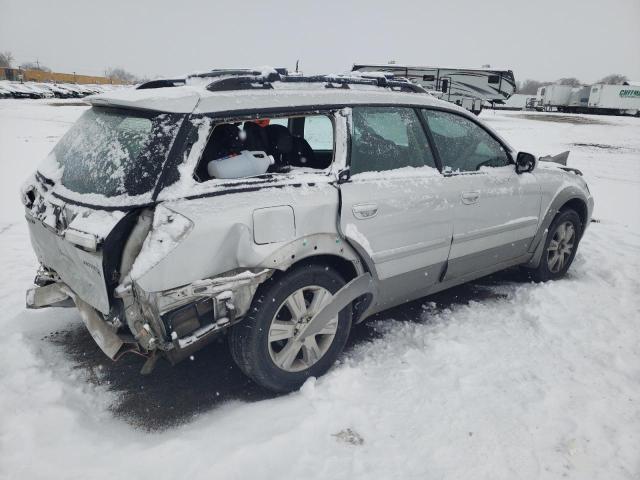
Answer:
[527,209,583,282]
[229,264,352,392]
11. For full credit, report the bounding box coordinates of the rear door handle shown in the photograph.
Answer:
[352,203,378,219]
[461,191,480,205]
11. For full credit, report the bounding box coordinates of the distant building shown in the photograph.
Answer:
[0,67,127,85]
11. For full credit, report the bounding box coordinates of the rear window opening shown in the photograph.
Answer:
[193,114,334,181]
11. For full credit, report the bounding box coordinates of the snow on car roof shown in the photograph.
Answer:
[86,86,201,113]
[86,81,455,115]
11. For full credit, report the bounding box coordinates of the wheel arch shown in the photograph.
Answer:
[560,197,588,230]
[526,191,589,269]
[267,253,374,324]
[285,254,359,283]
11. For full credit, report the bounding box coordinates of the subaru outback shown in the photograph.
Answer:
[22,69,593,392]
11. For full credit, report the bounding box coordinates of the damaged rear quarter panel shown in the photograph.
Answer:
[133,180,360,294]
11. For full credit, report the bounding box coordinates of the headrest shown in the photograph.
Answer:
[243,121,269,150]
[211,123,243,150]
[265,124,293,154]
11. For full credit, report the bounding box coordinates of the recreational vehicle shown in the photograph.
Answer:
[352,64,516,114]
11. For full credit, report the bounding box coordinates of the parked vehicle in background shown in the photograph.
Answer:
[26,83,55,98]
[22,69,593,393]
[47,84,75,98]
[489,93,537,111]
[0,86,13,98]
[536,84,574,111]
[584,83,640,116]
[535,81,640,116]
[566,86,591,112]
[72,84,95,96]
[5,83,38,98]
[0,81,123,100]
[55,84,83,97]
[352,63,517,115]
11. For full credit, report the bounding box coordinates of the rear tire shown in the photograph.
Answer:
[527,209,582,282]
[229,264,352,392]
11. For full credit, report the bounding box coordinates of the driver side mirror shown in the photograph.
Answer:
[515,152,536,174]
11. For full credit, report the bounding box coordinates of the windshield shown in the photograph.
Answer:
[40,107,184,199]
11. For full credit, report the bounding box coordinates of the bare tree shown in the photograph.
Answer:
[556,77,581,87]
[104,67,138,84]
[597,74,628,85]
[0,51,14,68]
[518,79,552,95]
[20,61,51,72]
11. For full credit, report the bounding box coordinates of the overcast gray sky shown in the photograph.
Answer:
[1,0,639,83]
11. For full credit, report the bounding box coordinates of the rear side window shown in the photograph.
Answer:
[303,115,333,150]
[421,109,510,172]
[350,107,436,175]
[193,113,334,181]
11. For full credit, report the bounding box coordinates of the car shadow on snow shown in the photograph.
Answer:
[45,268,520,431]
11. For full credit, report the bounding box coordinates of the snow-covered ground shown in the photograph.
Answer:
[0,100,639,480]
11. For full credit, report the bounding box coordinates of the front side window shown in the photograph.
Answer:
[421,109,510,173]
[350,107,436,175]
[41,107,183,198]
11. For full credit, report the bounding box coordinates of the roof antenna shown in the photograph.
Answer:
[295,60,299,73]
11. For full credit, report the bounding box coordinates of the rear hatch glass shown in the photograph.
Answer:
[38,106,184,206]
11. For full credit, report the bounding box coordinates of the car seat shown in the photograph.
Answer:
[265,124,294,170]
[286,136,320,168]
[242,121,269,152]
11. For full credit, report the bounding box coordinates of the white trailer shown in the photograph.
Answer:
[536,84,574,110]
[352,63,516,115]
[586,84,640,116]
[566,86,591,110]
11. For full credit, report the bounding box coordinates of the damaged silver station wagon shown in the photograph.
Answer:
[22,69,594,392]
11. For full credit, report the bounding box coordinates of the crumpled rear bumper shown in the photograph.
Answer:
[26,282,131,360]
[26,267,276,366]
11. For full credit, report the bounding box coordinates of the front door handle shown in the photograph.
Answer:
[352,203,378,219]
[461,191,480,205]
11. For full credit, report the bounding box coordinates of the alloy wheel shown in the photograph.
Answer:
[267,286,338,372]
[547,221,576,273]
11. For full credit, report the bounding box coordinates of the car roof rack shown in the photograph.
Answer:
[190,68,289,80]
[137,68,288,90]
[204,72,427,94]
[137,68,426,94]
[137,78,186,89]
